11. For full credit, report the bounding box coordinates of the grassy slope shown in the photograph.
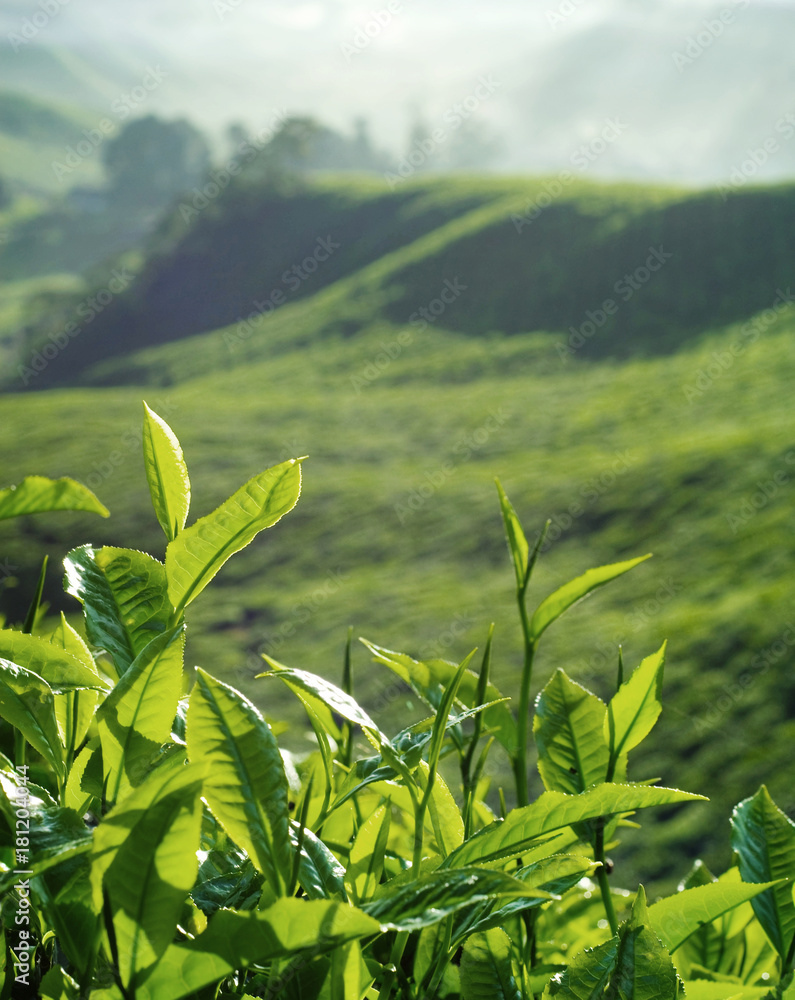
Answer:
[0,90,103,193]
[1,297,794,889]
[21,175,687,383]
[27,172,795,390]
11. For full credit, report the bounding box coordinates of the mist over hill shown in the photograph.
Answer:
[1,0,794,185]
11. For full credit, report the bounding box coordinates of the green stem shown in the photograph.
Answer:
[413,792,428,874]
[341,627,354,769]
[514,591,535,807]
[461,625,494,838]
[594,818,618,935]
[784,926,795,973]
[422,918,454,998]
[15,730,26,771]
[379,931,409,1000]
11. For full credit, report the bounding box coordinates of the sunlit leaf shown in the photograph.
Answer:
[0,660,63,778]
[530,556,651,643]
[97,625,185,802]
[648,878,784,954]
[142,402,191,541]
[605,643,665,760]
[136,899,381,1000]
[91,764,205,990]
[461,927,522,1000]
[0,475,108,521]
[166,458,302,612]
[444,783,706,869]
[731,786,795,960]
[64,545,172,674]
[187,668,292,897]
[534,669,609,794]
[0,629,105,694]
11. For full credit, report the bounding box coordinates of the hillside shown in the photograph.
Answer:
[0,89,105,193]
[14,173,795,389]
[2,276,795,892]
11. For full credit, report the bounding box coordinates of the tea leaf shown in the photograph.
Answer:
[142,402,191,542]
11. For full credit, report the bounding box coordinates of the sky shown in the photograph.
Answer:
[1,0,794,184]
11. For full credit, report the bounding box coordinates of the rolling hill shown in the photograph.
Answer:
[13,173,795,389]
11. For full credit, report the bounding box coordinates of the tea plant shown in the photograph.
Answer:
[0,404,793,1000]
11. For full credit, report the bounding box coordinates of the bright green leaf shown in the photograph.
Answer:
[51,615,101,755]
[534,670,609,794]
[363,867,549,931]
[678,984,769,1000]
[64,740,104,815]
[142,402,191,542]
[546,886,681,999]
[64,545,172,674]
[530,556,651,643]
[731,786,795,960]
[187,668,292,897]
[91,765,205,990]
[346,802,391,903]
[648,878,784,954]
[466,855,597,937]
[263,661,384,746]
[0,475,108,521]
[0,629,105,694]
[610,886,681,1000]
[290,821,347,901]
[166,458,302,612]
[0,660,63,778]
[361,640,518,755]
[495,479,529,590]
[97,625,186,803]
[605,643,665,760]
[444,783,706,869]
[39,966,81,999]
[136,899,381,1000]
[461,927,522,1000]
[543,939,618,998]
